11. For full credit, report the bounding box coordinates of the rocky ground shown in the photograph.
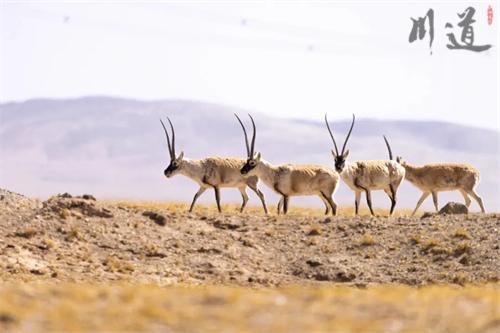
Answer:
[1,188,498,286]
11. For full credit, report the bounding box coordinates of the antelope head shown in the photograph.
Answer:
[160,117,184,178]
[325,114,355,173]
[396,156,406,165]
[235,113,261,175]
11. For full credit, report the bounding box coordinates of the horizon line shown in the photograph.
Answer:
[1,94,498,132]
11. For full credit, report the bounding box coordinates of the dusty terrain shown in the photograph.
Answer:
[1,188,498,285]
[0,188,499,332]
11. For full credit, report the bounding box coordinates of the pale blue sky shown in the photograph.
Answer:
[1,0,498,129]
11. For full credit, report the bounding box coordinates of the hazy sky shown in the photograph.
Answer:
[1,1,498,129]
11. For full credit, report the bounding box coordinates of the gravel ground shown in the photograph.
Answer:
[1,188,498,286]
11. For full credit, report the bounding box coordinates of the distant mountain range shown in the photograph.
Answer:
[1,96,498,211]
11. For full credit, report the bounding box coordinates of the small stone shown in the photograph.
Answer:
[439,202,468,215]
[421,212,436,219]
[459,255,469,265]
[0,313,15,324]
[30,269,45,275]
[307,228,321,236]
[335,271,356,282]
[306,259,322,267]
[142,211,167,226]
[82,194,96,201]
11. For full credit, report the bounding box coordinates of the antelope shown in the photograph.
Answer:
[395,157,486,215]
[324,114,405,216]
[235,114,339,215]
[160,118,268,214]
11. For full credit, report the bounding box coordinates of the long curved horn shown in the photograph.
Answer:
[324,114,339,156]
[160,119,173,159]
[234,113,250,157]
[248,114,256,157]
[341,114,355,155]
[383,135,393,160]
[167,117,176,158]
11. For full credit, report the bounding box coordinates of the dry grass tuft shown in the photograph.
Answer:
[14,227,37,239]
[418,237,451,255]
[410,234,421,245]
[452,272,470,285]
[59,208,71,219]
[453,228,471,240]
[359,233,376,246]
[102,256,135,274]
[41,239,57,250]
[453,241,472,256]
[422,238,440,250]
[65,228,79,242]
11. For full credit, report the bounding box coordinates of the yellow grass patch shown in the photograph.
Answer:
[110,200,415,217]
[359,233,376,246]
[453,227,472,239]
[0,283,498,332]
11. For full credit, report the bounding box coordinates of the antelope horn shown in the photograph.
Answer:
[234,113,250,157]
[324,114,339,156]
[383,135,393,161]
[341,114,355,155]
[248,114,256,157]
[167,117,176,158]
[160,118,173,159]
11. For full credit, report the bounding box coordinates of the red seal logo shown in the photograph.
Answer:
[487,5,493,25]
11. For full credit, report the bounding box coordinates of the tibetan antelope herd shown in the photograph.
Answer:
[160,118,268,214]
[160,115,486,216]
[235,114,339,215]
[324,114,405,216]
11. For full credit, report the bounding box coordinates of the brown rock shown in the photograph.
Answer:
[439,202,468,215]
[142,211,167,226]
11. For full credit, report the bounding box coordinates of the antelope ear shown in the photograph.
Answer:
[255,152,261,162]
[331,149,337,157]
[177,151,184,160]
[342,150,349,158]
